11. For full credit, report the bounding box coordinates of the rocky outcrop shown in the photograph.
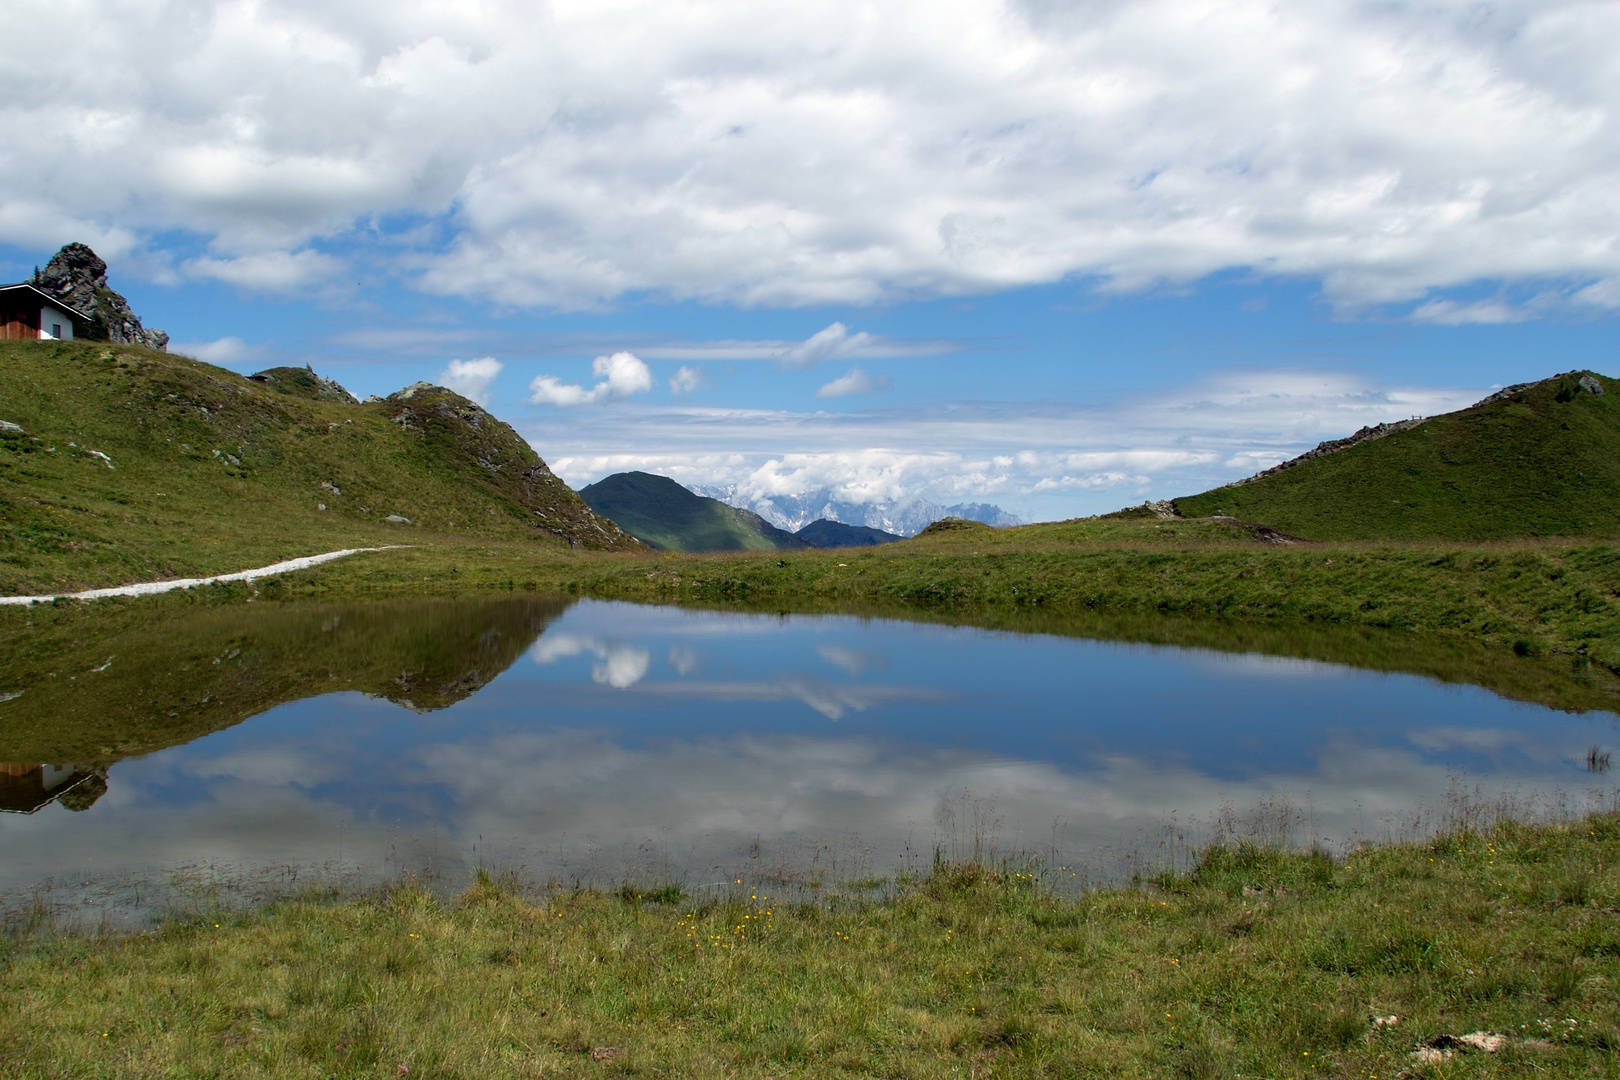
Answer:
[248,365,359,403]
[1223,418,1425,489]
[29,242,168,350]
[1474,371,1605,407]
[378,382,641,551]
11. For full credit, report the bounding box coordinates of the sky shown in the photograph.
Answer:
[2,0,1616,522]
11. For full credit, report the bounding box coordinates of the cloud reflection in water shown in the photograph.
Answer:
[1,600,1613,903]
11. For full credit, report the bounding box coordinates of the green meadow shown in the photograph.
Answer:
[3,813,1617,1078]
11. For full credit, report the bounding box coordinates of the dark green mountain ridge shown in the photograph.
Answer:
[795,518,903,547]
[579,471,808,552]
[1171,369,1619,541]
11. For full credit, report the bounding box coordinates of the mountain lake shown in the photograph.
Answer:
[2,596,1615,924]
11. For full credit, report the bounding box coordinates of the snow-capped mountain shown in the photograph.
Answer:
[689,486,1023,537]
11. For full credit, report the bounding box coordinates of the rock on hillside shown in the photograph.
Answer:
[29,243,168,350]
[382,382,639,551]
[249,365,360,403]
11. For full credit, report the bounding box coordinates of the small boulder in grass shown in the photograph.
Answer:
[1410,1030,1507,1061]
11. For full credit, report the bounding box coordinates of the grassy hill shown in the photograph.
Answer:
[578,471,808,552]
[0,340,635,594]
[1173,370,1620,540]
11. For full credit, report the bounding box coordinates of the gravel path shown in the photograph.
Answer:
[0,547,408,606]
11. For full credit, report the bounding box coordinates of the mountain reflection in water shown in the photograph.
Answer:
[1,596,1616,913]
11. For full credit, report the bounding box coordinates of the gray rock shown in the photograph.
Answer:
[1580,374,1605,396]
[30,243,168,350]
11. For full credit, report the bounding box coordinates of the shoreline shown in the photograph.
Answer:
[3,811,1615,1077]
[0,546,408,606]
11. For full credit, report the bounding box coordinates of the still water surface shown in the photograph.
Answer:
[1,597,1615,911]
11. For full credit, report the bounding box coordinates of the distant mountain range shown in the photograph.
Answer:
[690,485,1022,537]
[579,473,910,551]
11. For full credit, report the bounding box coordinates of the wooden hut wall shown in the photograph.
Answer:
[0,295,40,339]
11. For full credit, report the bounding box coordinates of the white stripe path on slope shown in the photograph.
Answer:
[0,547,409,606]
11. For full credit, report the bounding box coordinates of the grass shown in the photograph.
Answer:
[0,339,630,594]
[92,516,1614,683]
[2,814,1617,1077]
[1173,369,1620,541]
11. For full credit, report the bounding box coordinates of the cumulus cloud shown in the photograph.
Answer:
[437,357,503,405]
[530,634,651,689]
[529,351,653,407]
[668,365,705,395]
[637,334,952,362]
[779,323,876,369]
[4,0,1616,313]
[172,336,265,365]
[816,366,892,398]
[182,250,343,292]
[534,369,1484,519]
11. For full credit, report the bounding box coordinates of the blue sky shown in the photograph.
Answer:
[2,0,1616,522]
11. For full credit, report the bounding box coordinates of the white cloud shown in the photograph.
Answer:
[529,633,651,689]
[182,250,343,292]
[4,0,1616,313]
[172,336,265,365]
[1406,299,1529,325]
[669,365,705,395]
[637,335,953,362]
[437,356,503,405]
[668,645,700,675]
[779,323,875,369]
[816,366,892,398]
[528,351,653,407]
[532,369,1485,519]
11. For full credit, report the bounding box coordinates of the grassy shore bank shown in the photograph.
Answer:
[3,815,1616,1078]
[24,515,1606,677]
